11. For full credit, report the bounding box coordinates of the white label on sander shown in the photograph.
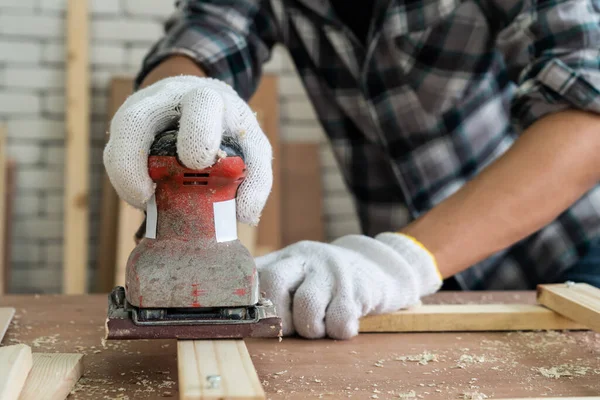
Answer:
[213,199,237,242]
[145,194,158,239]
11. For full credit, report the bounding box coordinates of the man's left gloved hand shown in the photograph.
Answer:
[256,233,443,339]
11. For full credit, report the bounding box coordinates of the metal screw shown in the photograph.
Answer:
[565,280,575,288]
[206,375,221,389]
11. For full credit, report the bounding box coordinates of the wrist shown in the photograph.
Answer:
[140,55,207,89]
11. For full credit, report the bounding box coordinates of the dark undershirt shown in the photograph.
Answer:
[329,1,374,45]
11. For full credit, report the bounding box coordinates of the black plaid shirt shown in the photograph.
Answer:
[138,0,600,289]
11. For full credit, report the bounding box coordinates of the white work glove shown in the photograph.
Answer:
[103,76,272,225]
[256,233,442,339]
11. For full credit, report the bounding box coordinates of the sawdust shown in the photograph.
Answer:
[535,364,591,379]
[461,391,488,399]
[31,334,60,348]
[397,390,416,398]
[395,351,438,365]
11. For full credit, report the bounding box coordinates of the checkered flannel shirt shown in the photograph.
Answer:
[137,0,600,290]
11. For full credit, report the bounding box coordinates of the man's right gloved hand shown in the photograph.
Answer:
[103,76,273,225]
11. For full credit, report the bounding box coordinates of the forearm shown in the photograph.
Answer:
[402,109,600,278]
[139,55,206,89]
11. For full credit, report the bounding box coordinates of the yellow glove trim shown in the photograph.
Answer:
[396,232,443,281]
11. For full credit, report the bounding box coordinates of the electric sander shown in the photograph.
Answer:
[105,130,281,340]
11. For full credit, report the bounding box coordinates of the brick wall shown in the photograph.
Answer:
[0,1,359,293]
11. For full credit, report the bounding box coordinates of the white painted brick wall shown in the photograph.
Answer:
[0,14,64,39]
[0,2,359,293]
[4,65,64,89]
[92,19,162,42]
[0,40,41,62]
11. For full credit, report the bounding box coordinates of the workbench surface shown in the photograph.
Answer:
[1,292,598,399]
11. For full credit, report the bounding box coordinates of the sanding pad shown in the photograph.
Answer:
[105,288,282,340]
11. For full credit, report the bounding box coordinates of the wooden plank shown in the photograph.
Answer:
[249,75,281,256]
[178,340,265,400]
[19,353,83,400]
[537,282,600,332]
[95,77,134,293]
[63,0,90,294]
[0,344,33,400]
[0,126,6,294]
[114,200,145,287]
[0,307,15,342]
[359,304,586,332]
[281,143,324,246]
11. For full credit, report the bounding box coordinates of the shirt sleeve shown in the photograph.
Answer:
[507,0,600,130]
[135,0,279,100]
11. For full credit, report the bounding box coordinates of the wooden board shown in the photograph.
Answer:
[63,0,90,294]
[114,200,145,287]
[0,344,32,400]
[249,75,281,256]
[3,292,600,399]
[281,143,324,246]
[95,77,134,293]
[359,303,585,332]
[537,282,600,332]
[19,353,83,400]
[178,340,265,400]
[0,307,15,342]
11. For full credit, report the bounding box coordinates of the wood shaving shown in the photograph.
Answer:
[535,364,591,379]
[397,391,416,398]
[395,351,438,365]
[461,391,488,399]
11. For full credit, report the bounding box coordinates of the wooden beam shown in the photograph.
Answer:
[63,0,90,294]
[0,126,6,295]
[281,143,324,246]
[0,344,33,400]
[4,161,16,294]
[0,307,15,342]
[95,77,134,293]
[249,75,281,256]
[19,353,83,400]
[537,282,600,332]
[177,340,265,400]
[114,201,145,287]
[358,304,585,332]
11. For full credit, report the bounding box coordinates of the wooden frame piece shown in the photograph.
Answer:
[0,344,33,400]
[359,304,585,333]
[19,353,84,400]
[0,307,15,342]
[178,340,264,400]
[63,0,90,294]
[537,282,600,332]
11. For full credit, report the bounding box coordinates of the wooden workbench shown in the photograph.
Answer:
[1,292,598,399]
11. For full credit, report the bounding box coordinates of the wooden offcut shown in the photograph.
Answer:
[281,143,324,246]
[537,282,600,332]
[359,303,585,332]
[177,340,265,400]
[19,353,84,400]
[63,0,90,294]
[0,344,33,400]
[95,78,134,293]
[0,307,15,342]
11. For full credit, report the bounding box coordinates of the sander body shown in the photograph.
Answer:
[105,130,281,340]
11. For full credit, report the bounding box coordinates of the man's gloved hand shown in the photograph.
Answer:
[103,76,272,225]
[256,233,442,339]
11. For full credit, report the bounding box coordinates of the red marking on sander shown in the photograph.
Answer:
[233,288,247,296]
[191,283,204,308]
